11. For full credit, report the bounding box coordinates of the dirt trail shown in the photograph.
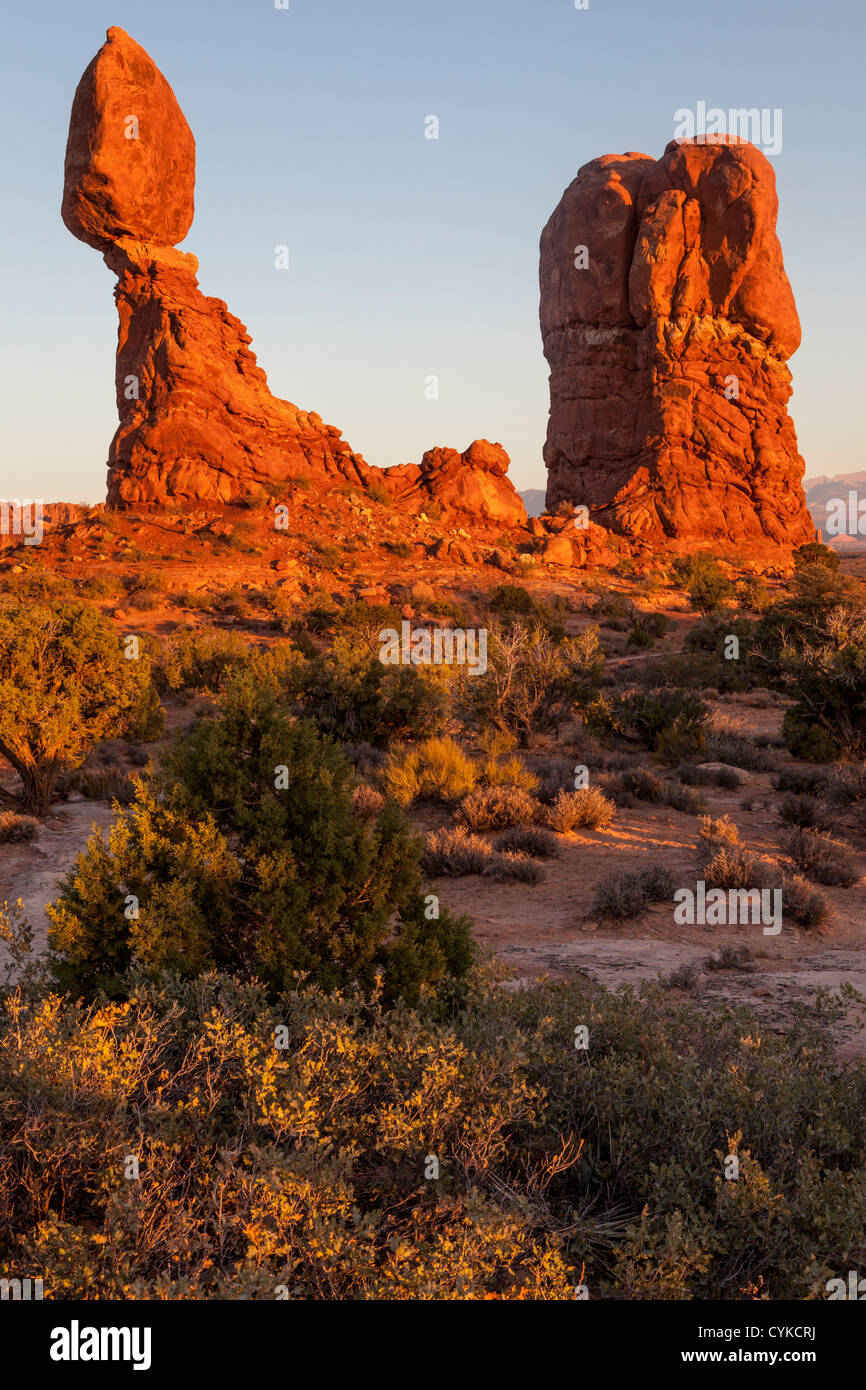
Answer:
[0,802,115,965]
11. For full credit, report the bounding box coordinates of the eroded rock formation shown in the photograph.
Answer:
[382,440,527,526]
[540,137,815,551]
[63,28,372,506]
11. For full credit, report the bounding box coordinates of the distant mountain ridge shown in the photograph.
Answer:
[519,488,547,518]
[805,471,866,548]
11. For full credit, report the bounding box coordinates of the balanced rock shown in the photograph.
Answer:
[540,138,815,552]
[63,29,371,506]
[62,27,194,251]
[383,440,527,527]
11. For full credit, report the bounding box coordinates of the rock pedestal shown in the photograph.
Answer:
[540,138,815,551]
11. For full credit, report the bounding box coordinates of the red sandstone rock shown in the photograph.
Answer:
[63,31,372,508]
[540,137,815,552]
[62,28,195,251]
[383,441,526,527]
[102,238,372,505]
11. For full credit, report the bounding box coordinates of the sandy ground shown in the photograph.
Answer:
[0,802,116,965]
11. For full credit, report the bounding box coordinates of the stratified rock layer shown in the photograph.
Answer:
[63,28,371,507]
[540,138,815,550]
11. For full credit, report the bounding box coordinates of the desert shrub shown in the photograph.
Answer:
[485,852,544,884]
[698,814,742,850]
[0,568,76,602]
[152,625,260,694]
[701,846,772,892]
[489,584,536,616]
[666,962,699,990]
[781,828,859,887]
[671,554,734,614]
[173,588,213,611]
[2,968,866,1298]
[627,612,670,649]
[309,540,342,570]
[773,767,829,797]
[547,787,615,833]
[704,731,778,772]
[736,574,771,612]
[782,873,832,930]
[383,737,478,807]
[593,590,633,631]
[336,599,403,631]
[123,568,167,594]
[594,865,676,919]
[683,613,759,692]
[457,784,540,830]
[694,819,829,925]
[481,753,539,792]
[47,689,473,1005]
[303,635,450,745]
[677,763,743,790]
[75,574,123,600]
[496,826,559,859]
[352,784,385,820]
[526,756,579,804]
[366,479,392,507]
[422,826,492,876]
[751,554,866,760]
[705,946,755,972]
[604,768,705,816]
[462,622,602,747]
[781,710,842,763]
[826,765,866,806]
[584,686,708,757]
[0,601,164,815]
[0,811,38,842]
[778,794,833,831]
[65,767,136,806]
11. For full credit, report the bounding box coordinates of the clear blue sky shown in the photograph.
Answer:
[1,0,862,502]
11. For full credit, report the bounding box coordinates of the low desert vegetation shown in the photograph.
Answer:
[697,816,832,930]
[781,827,860,888]
[603,767,705,816]
[0,810,38,842]
[46,678,473,1005]
[421,826,544,884]
[671,553,735,614]
[383,737,479,806]
[585,686,708,760]
[496,825,559,859]
[593,864,676,920]
[457,783,540,831]
[3,968,866,1299]
[459,622,602,746]
[546,786,616,833]
[3,532,865,1304]
[0,601,163,815]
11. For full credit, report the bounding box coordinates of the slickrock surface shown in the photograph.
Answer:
[540,138,816,552]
